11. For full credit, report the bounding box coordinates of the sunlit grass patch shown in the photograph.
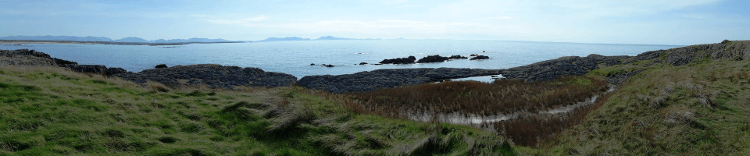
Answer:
[544,58,750,155]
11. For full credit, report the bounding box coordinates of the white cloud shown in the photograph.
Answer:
[207,15,268,25]
[548,0,720,17]
[487,16,512,20]
[232,19,534,40]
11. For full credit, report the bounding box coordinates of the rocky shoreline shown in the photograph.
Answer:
[2,41,747,93]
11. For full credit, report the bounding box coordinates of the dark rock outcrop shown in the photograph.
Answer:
[622,42,749,66]
[380,56,416,64]
[65,65,109,75]
[417,55,450,63]
[107,67,128,75]
[1,49,77,66]
[501,54,629,82]
[359,62,368,65]
[0,49,123,76]
[469,55,489,60]
[155,64,168,68]
[449,55,468,59]
[115,64,297,89]
[297,68,502,93]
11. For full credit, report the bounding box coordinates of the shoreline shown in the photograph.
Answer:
[0,40,246,46]
[2,40,747,92]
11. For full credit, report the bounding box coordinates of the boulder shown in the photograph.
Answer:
[380,56,416,64]
[155,64,168,68]
[107,67,128,75]
[469,55,489,60]
[417,55,450,63]
[449,55,468,59]
[66,65,109,75]
[359,62,368,65]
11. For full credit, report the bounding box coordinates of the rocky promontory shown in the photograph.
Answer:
[1,49,296,89]
[0,49,127,75]
[500,54,629,82]
[114,64,297,89]
[297,68,502,93]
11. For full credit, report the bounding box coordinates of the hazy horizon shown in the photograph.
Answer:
[2,0,749,45]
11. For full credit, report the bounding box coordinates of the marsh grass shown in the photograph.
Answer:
[0,66,516,155]
[348,76,607,118]
[330,75,607,147]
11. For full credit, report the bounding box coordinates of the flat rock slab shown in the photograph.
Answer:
[298,68,502,93]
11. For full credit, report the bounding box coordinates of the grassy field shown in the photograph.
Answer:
[0,66,516,155]
[534,54,750,155]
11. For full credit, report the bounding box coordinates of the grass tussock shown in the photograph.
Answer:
[0,65,516,155]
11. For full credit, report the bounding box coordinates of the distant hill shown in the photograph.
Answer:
[259,37,312,42]
[0,35,234,43]
[316,36,351,40]
[0,35,113,42]
[259,36,380,42]
[115,37,149,43]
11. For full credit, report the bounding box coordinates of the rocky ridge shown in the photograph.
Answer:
[0,49,296,89]
[500,54,630,82]
[114,64,297,89]
[0,49,127,75]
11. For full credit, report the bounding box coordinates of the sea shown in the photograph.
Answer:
[1,40,682,79]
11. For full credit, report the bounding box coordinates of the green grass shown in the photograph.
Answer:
[0,66,516,155]
[529,55,750,155]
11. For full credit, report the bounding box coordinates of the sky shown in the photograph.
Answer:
[1,0,748,45]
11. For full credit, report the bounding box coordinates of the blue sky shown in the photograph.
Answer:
[1,0,748,45]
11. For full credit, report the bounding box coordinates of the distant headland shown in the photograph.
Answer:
[0,35,245,45]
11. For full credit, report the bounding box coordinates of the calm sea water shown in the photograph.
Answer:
[1,40,682,79]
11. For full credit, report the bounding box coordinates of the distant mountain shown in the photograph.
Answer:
[0,35,234,43]
[259,37,312,42]
[0,35,113,42]
[149,38,230,43]
[316,36,351,40]
[115,37,149,43]
[186,38,230,42]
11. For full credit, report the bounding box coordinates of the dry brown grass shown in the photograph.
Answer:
[0,65,140,88]
[322,76,608,147]
[346,76,607,119]
[495,88,613,147]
